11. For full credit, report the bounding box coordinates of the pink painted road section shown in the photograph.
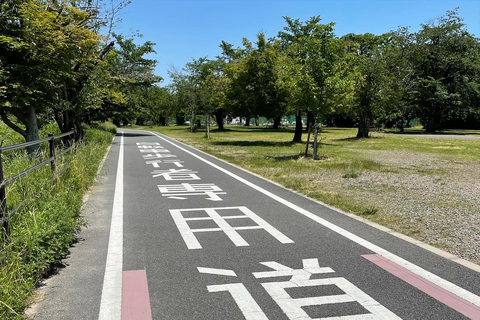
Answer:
[362,254,480,320]
[122,270,152,320]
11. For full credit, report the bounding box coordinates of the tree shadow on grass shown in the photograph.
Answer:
[223,126,295,133]
[265,154,304,161]
[333,136,384,142]
[265,153,329,161]
[212,140,301,147]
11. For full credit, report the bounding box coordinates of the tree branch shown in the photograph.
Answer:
[0,109,27,139]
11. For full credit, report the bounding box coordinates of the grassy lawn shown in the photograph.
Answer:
[133,124,480,265]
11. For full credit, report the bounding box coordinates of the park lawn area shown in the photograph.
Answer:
[135,125,480,265]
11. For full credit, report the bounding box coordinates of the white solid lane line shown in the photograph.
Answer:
[99,132,124,320]
[149,131,480,309]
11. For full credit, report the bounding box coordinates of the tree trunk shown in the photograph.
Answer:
[292,109,303,142]
[159,116,167,126]
[244,116,250,126]
[305,124,312,156]
[255,115,260,126]
[215,109,225,131]
[425,113,438,133]
[272,117,281,129]
[306,111,315,133]
[356,114,370,138]
[24,106,41,156]
[206,114,210,139]
[176,116,185,126]
[399,115,405,133]
[190,110,195,132]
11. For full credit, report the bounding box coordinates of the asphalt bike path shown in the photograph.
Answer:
[33,129,480,320]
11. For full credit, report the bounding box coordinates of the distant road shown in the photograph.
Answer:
[391,133,480,140]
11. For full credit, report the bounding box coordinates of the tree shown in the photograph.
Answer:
[341,33,389,138]
[221,38,256,126]
[0,0,103,153]
[203,70,228,131]
[410,9,480,132]
[278,16,340,141]
[242,33,290,128]
[98,33,161,126]
[380,27,416,131]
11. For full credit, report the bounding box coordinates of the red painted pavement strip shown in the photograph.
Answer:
[362,254,480,320]
[122,270,153,320]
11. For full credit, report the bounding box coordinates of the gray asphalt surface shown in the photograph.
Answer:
[32,129,480,320]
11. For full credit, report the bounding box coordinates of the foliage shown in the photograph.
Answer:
[410,9,480,132]
[166,9,480,136]
[98,33,162,126]
[0,0,103,152]
[0,124,114,319]
[341,33,390,138]
[224,33,291,128]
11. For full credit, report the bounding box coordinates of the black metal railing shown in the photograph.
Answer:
[0,130,75,239]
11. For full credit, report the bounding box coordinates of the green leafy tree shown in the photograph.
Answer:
[410,9,480,132]
[341,33,389,138]
[221,38,255,125]
[278,16,342,141]
[0,0,103,153]
[98,33,161,126]
[380,27,417,131]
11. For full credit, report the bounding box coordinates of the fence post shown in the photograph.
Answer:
[0,148,8,239]
[48,134,56,180]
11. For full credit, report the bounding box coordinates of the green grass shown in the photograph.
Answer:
[0,122,116,319]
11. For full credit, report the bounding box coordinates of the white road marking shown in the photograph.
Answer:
[136,142,161,146]
[151,168,200,180]
[207,283,269,320]
[262,277,402,319]
[169,206,294,249]
[98,132,124,320]
[197,267,237,277]
[157,183,226,201]
[142,153,176,159]
[253,259,334,280]
[149,131,480,308]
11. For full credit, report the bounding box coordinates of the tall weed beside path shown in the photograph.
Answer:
[0,124,115,319]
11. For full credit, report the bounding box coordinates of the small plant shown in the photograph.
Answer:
[362,206,378,216]
[342,171,360,179]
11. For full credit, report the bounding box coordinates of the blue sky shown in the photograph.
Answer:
[115,0,480,86]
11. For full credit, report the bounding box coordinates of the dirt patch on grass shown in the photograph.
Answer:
[325,150,480,264]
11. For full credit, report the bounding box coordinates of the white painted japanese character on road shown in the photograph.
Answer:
[143,153,177,160]
[152,169,201,180]
[146,159,184,168]
[139,148,171,153]
[170,206,294,249]
[158,183,225,201]
[198,267,267,320]
[198,259,402,320]
[136,142,162,146]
